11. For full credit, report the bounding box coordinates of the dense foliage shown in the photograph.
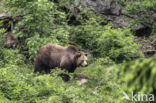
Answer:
[1,0,144,62]
[118,57,156,94]
[70,22,143,63]
[0,46,122,103]
[116,57,156,102]
[0,0,155,103]
[116,0,156,34]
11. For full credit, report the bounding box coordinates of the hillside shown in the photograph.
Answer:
[0,0,156,103]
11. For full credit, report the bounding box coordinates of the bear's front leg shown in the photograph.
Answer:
[58,73,70,82]
[60,58,73,81]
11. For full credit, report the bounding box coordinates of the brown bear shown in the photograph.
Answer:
[34,44,88,79]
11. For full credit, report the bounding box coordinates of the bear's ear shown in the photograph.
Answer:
[75,52,81,58]
[67,45,77,52]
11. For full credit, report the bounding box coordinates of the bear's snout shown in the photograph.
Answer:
[81,64,88,67]
[81,61,88,67]
[84,64,88,67]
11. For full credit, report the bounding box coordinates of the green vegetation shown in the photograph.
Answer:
[0,0,156,103]
[118,57,156,95]
[70,23,143,63]
[116,0,156,34]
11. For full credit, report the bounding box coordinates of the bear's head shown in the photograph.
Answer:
[75,51,88,67]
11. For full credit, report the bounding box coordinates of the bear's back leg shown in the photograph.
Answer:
[34,61,44,73]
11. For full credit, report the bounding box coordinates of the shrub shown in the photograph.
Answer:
[70,22,143,63]
[0,26,6,46]
[2,0,70,60]
[0,48,25,67]
[95,57,115,66]
[116,0,156,34]
[0,92,10,103]
[0,30,25,67]
[0,55,125,103]
[2,0,55,37]
[0,66,65,103]
[26,25,72,60]
[26,34,59,60]
[116,56,156,102]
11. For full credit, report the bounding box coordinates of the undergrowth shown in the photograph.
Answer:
[0,0,155,103]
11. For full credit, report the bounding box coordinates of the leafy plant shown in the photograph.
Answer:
[118,57,156,94]
[70,21,143,63]
[115,0,156,34]
[116,57,156,102]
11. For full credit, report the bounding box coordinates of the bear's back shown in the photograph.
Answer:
[40,44,65,53]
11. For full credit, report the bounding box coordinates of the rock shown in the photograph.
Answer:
[0,12,24,32]
[0,13,10,20]
[74,73,89,85]
[80,0,154,36]
[4,32,18,49]
[137,36,156,57]
[79,78,88,85]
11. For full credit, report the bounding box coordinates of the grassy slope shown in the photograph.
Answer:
[0,48,129,103]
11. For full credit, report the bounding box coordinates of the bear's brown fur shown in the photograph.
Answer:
[34,44,88,74]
